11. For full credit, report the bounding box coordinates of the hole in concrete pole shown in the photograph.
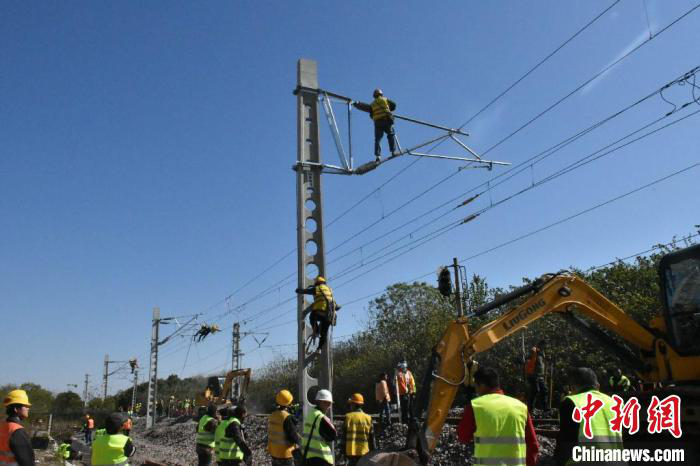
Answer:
[306,263,319,280]
[305,218,317,233]
[305,240,318,256]
[305,199,316,211]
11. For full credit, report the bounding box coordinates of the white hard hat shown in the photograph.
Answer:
[315,389,333,403]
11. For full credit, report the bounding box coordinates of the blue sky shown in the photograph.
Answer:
[2,1,699,397]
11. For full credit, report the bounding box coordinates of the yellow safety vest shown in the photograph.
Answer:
[471,393,527,466]
[312,284,334,312]
[57,443,70,460]
[345,410,372,457]
[214,418,231,461]
[91,433,129,465]
[217,417,244,461]
[370,97,392,121]
[303,408,334,464]
[196,415,215,448]
[268,409,294,459]
[565,390,623,465]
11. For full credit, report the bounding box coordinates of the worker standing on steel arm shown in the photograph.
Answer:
[554,367,623,466]
[608,368,631,396]
[91,412,136,466]
[1,389,35,466]
[457,367,540,466]
[525,340,548,411]
[342,393,375,466]
[353,89,397,162]
[196,405,219,466]
[302,389,337,466]
[268,390,302,465]
[218,406,252,465]
[396,362,416,424]
[296,276,341,354]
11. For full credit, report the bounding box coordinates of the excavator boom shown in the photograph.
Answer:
[421,272,700,454]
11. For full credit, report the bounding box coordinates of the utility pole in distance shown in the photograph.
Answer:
[232,322,242,400]
[452,257,464,317]
[145,308,199,428]
[103,354,109,400]
[84,374,89,407]
[146,308,160,428]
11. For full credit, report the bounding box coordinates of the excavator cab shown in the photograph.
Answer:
[659,243,700,356]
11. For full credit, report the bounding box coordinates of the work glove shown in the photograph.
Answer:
[295,288,303,293]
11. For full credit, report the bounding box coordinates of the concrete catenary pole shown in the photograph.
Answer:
[146,307,160,428]
[83,374,89,408]
[232,322,241,399]
[295,58,332,423]
[131,368,139,413]
[103,354,109,400]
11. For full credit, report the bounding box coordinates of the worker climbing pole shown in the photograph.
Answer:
[294,58,333,423]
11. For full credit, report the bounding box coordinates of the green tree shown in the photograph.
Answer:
[53,391,84,414]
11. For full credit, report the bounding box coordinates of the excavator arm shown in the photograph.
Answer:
[422,273,661,451]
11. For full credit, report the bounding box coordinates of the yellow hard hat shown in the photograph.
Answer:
[276,389,293,407]
[348,393,364,405]
[315,276,326,284]
[3,389,31,407]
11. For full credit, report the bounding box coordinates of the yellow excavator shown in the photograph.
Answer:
[363,243,700,465]
[195,368,251,408]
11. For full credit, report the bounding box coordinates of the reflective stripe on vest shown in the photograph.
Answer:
[0,421,22,466]
[217,418,244,460]
[565,390,623,466]
[196,415,215,448]
[91,433,129,465]
[303,409,334,464]
[371,97,392,121]
[268,409,294,459]
[312,284,333,312]
[345,410,372,457]
[471,393,527,466]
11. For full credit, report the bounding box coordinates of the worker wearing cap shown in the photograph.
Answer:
[302,389,337,466]
[396,362,416,424]
[457,367,539,466]
[1,389,35,466]
[268,390,301,465]
[353,89,398,162]
[91,412,136,465]
[217,406,252,465]
[296,276,340,354]
[342,394,375,466]
[196,405,219,466]
[554,367,622,465]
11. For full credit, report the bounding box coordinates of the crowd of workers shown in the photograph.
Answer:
[1,356,638,466]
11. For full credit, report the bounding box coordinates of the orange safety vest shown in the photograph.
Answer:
[524,350,537,376]
[87,419,95,429]
[397,371,415,395]
[0,420,23,465]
